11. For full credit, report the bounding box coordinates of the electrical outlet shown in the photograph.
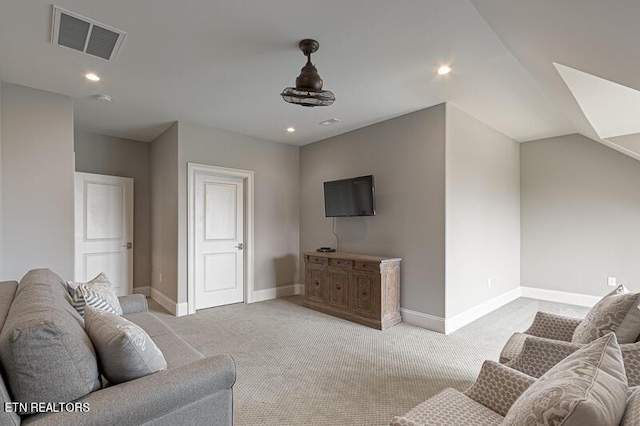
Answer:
[487,278,491,288]
[608,277,617,287]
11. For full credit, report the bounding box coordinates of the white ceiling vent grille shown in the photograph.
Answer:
[51,6,126,61]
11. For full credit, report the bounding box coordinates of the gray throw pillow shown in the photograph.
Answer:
[502,333,628,426]
[572,285,640,344]
[68,272,123,316]
[84,307,167,384]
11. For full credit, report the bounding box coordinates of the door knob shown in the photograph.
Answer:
[234,243,244,250]
[122,242,132,249]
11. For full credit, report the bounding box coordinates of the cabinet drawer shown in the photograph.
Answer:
[329,259,353,269]
[307,255,329,265]
[354,261,380,272]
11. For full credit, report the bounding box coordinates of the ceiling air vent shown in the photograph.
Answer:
[51,6,126,61]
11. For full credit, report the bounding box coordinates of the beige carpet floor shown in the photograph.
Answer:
[148,296,588,426]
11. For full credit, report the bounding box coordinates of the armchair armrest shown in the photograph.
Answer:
[621,341,640,387]
[118,294,148,314]
[390,417,422,426]
[525,311,582,342]
[23,355,236,426]
[506,335,581,378]
[464,360,536,416]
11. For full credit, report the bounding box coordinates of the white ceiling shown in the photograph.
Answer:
[0,1,635,150]
[554,63,640,140]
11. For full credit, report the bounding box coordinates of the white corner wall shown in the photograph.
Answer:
[0,83,75,280]
[521,133,640,297]
[149,123,179,304]
[445,104,521,326]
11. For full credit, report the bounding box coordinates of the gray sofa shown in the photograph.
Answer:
[0,269,236,426]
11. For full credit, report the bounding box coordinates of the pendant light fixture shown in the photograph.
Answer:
[280,39,335,107]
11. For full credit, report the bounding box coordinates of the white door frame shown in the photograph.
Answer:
[187,163,255,314]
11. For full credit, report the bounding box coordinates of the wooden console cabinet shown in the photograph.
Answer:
[303,252,401,330]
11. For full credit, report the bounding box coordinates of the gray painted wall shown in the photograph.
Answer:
[0,83,3,279]
[150,123,179,300]
[300,105,446,317]
[74,131,151,291]
[445,104,521,317]
[521,133,640,295]
[0,83,74,280]
[176,122,300,303]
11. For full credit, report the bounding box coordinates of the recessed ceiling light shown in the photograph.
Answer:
[286,127,296,133]
[85,73,101,82]
[437,65,451,76]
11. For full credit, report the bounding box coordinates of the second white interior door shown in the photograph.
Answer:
[74,172,134,296]
[194,172,245,309]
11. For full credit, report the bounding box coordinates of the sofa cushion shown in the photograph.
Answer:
[502,333,628,426]
[392,388,503,426]
[572,285,640,344]
[85,307,167,384]
[124,311,174,337]
[0,269,101,413]
[68,272,123,316]
[123,311,205,369]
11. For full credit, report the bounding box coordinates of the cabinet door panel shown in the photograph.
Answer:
[328,267,349,310]
[352,270,380,318]
[306,264,326,304]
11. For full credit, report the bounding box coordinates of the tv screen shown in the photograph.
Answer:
[324,175,376,217]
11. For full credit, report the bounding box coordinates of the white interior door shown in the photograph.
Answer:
[194,171,244,309]
[75,172,134,296]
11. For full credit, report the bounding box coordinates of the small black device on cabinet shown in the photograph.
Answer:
[316,247,336,253]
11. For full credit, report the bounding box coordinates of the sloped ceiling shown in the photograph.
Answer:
[0,0,636,153]
[469,0,640,158]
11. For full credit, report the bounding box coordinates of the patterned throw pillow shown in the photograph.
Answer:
[502,333,628,426]
[68,272,123,316]
[84,307,167,384]
[572,285,640,344]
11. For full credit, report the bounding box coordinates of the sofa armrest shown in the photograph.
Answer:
[23,355,236,426]
[464,360,536,416]
[525,311,582,342]
[118,294,148,314]
[506,335,581,378]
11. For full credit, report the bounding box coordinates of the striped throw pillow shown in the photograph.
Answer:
[71,284,118,316]
[68,273,123,316]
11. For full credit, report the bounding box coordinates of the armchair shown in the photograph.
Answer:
[390,360,535,426]
[500,311,640,386]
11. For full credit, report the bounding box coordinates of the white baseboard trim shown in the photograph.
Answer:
[252,284,304,303]
[400,287,521,335]
[521,286,600,308]
[150,287,189,317]
[444,287,522,334]
[175,301,189,316]
[400,308,446,334]
[133,286,150,297]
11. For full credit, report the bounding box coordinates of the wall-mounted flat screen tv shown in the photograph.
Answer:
[324,175,376,217]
